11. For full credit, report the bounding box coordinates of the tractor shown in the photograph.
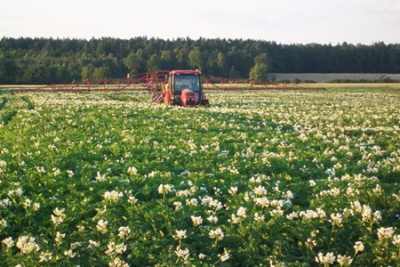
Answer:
[161,70,209,107]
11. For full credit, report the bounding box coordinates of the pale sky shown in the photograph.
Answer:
[1,0,400,45]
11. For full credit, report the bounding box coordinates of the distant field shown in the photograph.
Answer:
[304,83,400,91]
[2,83,400,93]
[268,73,400,83]
[0,85,44,89]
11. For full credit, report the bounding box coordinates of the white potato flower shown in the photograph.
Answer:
[96,219,108,234]
[127,166,138,175]
[354,241,364,253]
[219,248,231,262]
[377,227,394,241]
[118,226,131,239]
[209,228,225,241]
[2,237,14,249]
[228,186,238,196]
[315,252,336,265]
[16,236,40,253]
[39,251,53,262]
[64,249,76,258]
[393,235,400,246]
[175,246,190,261]
[173,230,187,240]
[337,255,353,266]
[191,215,203,227]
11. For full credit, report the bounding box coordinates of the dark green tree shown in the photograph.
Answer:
[0,54,18,84]
[92,66,110,80]
[1,37,400,84]
[124,52,141,76]
[81,64,94,81]
[160,50,172,70]
[147,54,161,72]
[228,66,240,78]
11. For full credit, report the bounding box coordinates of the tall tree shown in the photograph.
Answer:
[249,63,269,81]
[92,66,110,80]
[188,47,203,70]
[249,53,269,81]
[147,54,160,72]
[81,64,94,81]
[123,52,141,76]
[160,50,172,70]
[228,66,240,78]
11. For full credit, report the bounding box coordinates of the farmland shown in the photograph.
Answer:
[0,88,399,266]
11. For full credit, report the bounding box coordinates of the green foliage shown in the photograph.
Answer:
[0,53,17,84]
[147,54,161,73]
[1,37,400,84]
[124,52,141,76]
[188,47,203,71]
[250,53,270,81]
[20,96,35,110]
[249,63,269,82]
[0,109,17,125]
[92,66,110,80]
[0,96,7,109]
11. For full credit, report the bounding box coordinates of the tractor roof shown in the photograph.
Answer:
[170,70,201,75]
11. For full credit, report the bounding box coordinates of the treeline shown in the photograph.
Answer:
[1,37,400,84]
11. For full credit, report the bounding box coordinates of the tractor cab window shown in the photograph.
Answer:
[174,74,200,92]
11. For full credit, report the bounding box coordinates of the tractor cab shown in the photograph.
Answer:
[164,70,209,106]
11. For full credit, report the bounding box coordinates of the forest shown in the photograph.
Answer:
[0,37,400,84]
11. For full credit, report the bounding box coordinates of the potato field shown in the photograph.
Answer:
[0,88,399,266]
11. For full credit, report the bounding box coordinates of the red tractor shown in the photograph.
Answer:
[161,70,209,107]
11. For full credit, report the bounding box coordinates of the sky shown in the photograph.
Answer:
[1,0,400,45]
